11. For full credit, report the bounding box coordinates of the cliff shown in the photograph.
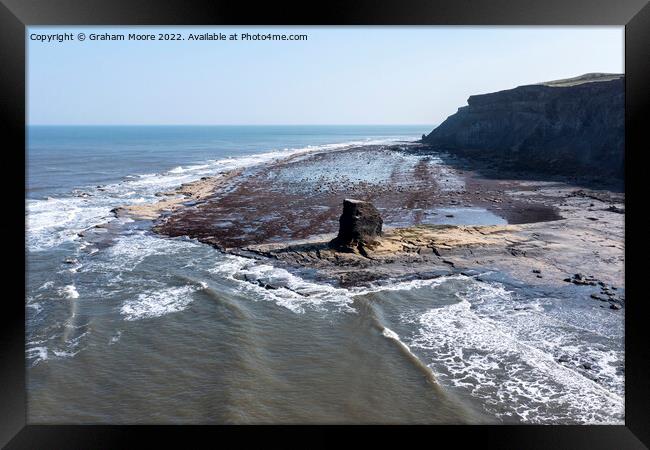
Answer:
[422,73,624,179]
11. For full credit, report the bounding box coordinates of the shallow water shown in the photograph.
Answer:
[26,126,624,424]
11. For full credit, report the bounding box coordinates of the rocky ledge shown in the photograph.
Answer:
[234,192,624,308]
[140,132,623,308]
[422,73,624,179]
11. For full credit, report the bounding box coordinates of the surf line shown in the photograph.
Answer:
[355,296,441,388]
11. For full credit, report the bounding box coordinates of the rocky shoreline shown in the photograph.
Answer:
[111,142,625,311]
[111,168,243,220]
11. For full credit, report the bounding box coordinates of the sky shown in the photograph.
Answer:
[27,26,624,126]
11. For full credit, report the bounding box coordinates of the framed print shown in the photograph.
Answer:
[1,0,648,447]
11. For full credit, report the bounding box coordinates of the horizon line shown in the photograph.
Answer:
[27,123,436,127]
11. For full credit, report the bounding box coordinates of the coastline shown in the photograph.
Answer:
[128,142,623,300]
[110,168,244,220]
[30,136,626,425]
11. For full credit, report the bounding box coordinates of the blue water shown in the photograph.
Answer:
[27,125,428,198]
[25,125,624,425]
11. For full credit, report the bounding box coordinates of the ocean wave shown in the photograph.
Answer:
[59,284,79,299]
[38,280,55,290]
[96,232,203,272]
[352,275,464,296]
[208,254,469,315]
[120,284,202,321]
[408,280,624,424]
[27,345,49,366]
[209,255,354,314]
[27,302,43,315]
[26,329,89,367]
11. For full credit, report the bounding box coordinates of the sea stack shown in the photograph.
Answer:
[329,199,383,253]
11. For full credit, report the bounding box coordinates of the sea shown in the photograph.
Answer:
[26,125,624,424]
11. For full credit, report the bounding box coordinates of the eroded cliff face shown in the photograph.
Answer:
[422,73,624,179]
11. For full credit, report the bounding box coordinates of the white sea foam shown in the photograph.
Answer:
[209,255,354,314]
[98,232,202,272]
[381,326,418,358]
[408,280,624,424]
[27,346,48,366]
[52,349,80,358]
[27,196,113,251]
[38,281,54,290]
[27,329,89,366]
[121,285,201,321]
[209,253,468,315]
[27,302,43,315]
[353,275,463,296]
[59,284,79,299]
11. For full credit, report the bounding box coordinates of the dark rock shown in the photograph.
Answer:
[605,205,625,214]
[582,362,592,370]
[558,355,570,363]
[567,272,601,286]
[329,199,383,251]
[422,73,624,180]
[532,269,541,274]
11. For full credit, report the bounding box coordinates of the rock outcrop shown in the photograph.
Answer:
[422,73,624,179]
[329,199,383,253]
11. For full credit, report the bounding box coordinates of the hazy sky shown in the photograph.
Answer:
[27,26,624,125]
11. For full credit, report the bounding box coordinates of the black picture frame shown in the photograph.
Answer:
[2,0,648,447]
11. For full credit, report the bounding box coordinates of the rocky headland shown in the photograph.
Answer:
[422,73,624,181]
